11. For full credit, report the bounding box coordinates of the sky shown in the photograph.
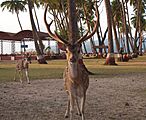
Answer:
[0,5,47,32]
[0,1,134,54]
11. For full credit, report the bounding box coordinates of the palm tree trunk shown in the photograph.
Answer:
[33,5,45,54]
[67,0,78,43]
[104,0,117,65]
[121,0,130,56]
[33,6,40,32]
[16,12,23,30]
[112,17,120,52]
[138,3,143,56]
[95,3,103,57]
[96,27,103,56]
[101,27,108,54]
[112,18,122,61]
[16,12,26,52]
[125,2,134,52]
[133,0,141,55]
[139,30,143,56]
[27,0,47,64]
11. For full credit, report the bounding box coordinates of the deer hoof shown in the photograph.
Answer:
[64,115,69,118]
[76,113,82,116]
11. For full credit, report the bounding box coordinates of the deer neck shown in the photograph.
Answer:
[67,61,79,79]
[23,59,29,69]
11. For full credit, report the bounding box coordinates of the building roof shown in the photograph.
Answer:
[0,30,49,41]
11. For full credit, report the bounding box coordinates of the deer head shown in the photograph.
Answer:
[24,53,32,64]
[44,3,98,77]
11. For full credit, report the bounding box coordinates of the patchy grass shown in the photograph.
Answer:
[0,54,146,82]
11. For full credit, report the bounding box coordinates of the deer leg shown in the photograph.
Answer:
[14,70,17,81]
[18,71,23,83]
[75,98,81,116]
[25,69,30,84]
[70,94,75,120]
[80,95,86,120]
[65,97,70,118]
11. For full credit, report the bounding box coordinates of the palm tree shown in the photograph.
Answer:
[125,0,134,53]
[130,0,146,56]
[1,0,27,30]
[111,0,121,60]
[31,0,45,53]
[32,0,41,31]
[104,0,117,65]
[67,0,78,44]
[1,0,27,52]
[121,0,131,55]
[27,0,47,64]
[82,0,98,55]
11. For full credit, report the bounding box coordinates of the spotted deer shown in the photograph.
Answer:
[14,54,31,84]
[44,3,98,120]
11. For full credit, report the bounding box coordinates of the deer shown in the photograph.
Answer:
[14,53,31,84]
[44,3,98,120]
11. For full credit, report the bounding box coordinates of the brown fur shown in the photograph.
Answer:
[14,55,31,84]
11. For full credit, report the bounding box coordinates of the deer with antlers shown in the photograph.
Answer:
[44,2,98,120]
[14,53,31,84]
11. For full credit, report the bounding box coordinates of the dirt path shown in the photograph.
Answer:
[0,73,146,120]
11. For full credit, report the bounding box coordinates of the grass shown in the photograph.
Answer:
[0,54,146,83]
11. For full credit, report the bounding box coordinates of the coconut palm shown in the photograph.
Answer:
[1,0,27,30]
[111,0,121,58]
[125,0,134,53]
[82,0,98,55]
[27,0,47,64]
[129,0,146,56]
[104,0,117,65]
[0,0,27,52]
[131,13,146,55]
[32,0,41,31]
[31,0,45,55]
[121,0,131,55]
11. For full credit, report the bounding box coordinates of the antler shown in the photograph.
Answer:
[44,4,69,45]
[76,3,99,44]
[75,31,89,44]
[44,3,98,46]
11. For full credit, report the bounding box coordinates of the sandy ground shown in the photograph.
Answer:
[0,73,146,120]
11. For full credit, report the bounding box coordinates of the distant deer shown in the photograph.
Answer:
[14,53,31,84]
[44,3,98,120]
